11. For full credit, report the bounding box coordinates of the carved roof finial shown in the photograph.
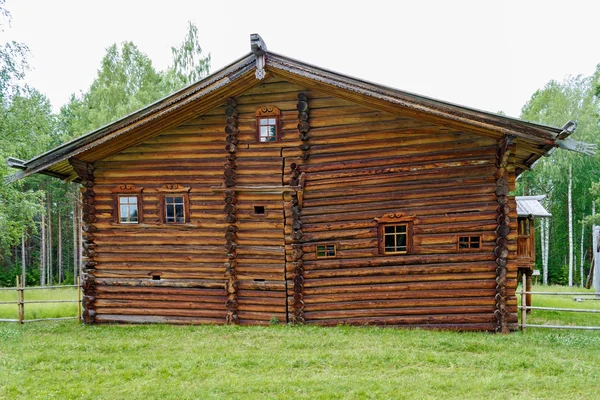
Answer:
[250,34,267,80]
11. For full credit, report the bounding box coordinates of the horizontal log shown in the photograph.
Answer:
[95,307,225,318]
[301,279,503,295]
[304,312,497,326]
[95,299,226,310]
[303,272,496,289]
[95,314,225,325]
[305,305,495,320]
[94,278,226,289]
[302,288,497,304]
[304,297,495,312]
[303,262,496,279]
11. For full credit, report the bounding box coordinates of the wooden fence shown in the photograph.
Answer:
[519,275,600,332]
[0,276,81,323]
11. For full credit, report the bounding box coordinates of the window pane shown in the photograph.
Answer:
[385,234,395,252]
[119,197,127,205]
[120,205,129,222]
[175,203,184,223]
[384,226,395,234]
[396,234,406,249]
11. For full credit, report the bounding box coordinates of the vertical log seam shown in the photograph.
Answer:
[289,92,309,323]
[224,98,239,324]
[493,135,514,334]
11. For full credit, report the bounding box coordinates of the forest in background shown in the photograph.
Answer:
[0,2,210,286]
[1,1,599,287]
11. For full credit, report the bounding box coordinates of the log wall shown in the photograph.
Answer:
[83,76,518,330]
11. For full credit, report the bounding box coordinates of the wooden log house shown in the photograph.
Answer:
[6,34,591,332]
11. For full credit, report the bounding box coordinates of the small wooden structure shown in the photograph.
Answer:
[6,34,591,332]
[515,195,551,309]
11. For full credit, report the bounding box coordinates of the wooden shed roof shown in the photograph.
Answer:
[6,35,581,183]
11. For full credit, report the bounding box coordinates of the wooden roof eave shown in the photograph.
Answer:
[6,53,258,184]
[265,53,562,147]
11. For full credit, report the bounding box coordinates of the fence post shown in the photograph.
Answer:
[17,276,24,324]
[521,273,527,333]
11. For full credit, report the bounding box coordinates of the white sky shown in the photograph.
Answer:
[3,0,600,118]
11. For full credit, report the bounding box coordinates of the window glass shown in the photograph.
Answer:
[258,117,278,142]
[459,236,481,249]
[383,224,408,253]
[165,196,185,223]
[118,196,138,223]
[316,244,336,258]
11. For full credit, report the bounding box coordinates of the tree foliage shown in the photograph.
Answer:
[517,67,600,285]
[1,13,211,285]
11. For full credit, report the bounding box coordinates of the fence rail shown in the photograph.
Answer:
[519,274,600,332]
[0,276,82,324]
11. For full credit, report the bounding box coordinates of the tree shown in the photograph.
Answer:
[164,21,211,90]
[518,68,600,285]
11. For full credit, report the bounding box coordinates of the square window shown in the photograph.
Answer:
[118,195,139,224]
[316,244,336,258]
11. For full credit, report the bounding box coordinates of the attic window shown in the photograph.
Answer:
[255,106,281,143]
[254,206,265,215]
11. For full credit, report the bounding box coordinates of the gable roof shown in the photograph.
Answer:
[6,35,577,183]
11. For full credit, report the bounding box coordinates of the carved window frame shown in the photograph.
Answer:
[255,105,281,143]
[375,213,416,255]
[110,185,143,224]
[157,184,191,224]
[457,235,481,251]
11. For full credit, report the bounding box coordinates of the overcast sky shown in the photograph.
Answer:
[3,0,599,118]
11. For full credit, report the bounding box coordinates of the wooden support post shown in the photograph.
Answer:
[521,273,527,333]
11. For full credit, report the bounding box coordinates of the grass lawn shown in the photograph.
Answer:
[0,287,78,320]
[0,285,598,399]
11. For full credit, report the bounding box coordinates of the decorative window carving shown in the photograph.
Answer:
[458,235,481,250]
[157,184,191,224]
[316,244,336,258]
[110,184,143,224]
[255,106,281,142]
[375,213,416,255]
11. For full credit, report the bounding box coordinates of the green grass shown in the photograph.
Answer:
[0,287,78,320]
[0,285,598,399]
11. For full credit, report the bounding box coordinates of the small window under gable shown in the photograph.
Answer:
[255,106,281,143]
